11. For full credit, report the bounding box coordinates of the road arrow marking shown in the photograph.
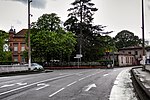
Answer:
[85,84,97,91]
[0,84,15,88]
[36,83,49,90]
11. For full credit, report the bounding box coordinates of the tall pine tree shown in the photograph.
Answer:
[65,0,111,61]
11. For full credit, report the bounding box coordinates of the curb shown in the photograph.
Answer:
[131,67,150,100]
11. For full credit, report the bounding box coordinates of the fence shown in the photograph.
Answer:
[0,65,28,73]
[43,62,103,67]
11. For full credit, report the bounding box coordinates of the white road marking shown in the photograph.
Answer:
[85,84,97,91]
[0,77,9,79]
[0,80,16,85]
[48,70,103,98]
[16,82,27,86]
[49,88,65,97]
[59,73,67,75]
[67,81,77,87]
[0,74,71,96]
[78,77,85,81]
[36,83,49,90]
[0,70,99,97]
[0,84,15,88]
[78,71,101,81]
[0,82,27,88]
[103,74,109,77]
[78,75,91,81]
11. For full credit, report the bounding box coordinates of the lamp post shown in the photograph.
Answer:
[28,0,32,69]
[142,0,146,70]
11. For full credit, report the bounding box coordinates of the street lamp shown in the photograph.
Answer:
[28,0,32,69]
[142,0,146,70]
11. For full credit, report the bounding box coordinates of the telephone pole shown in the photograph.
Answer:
[142,0,146,70]
[28,0,32,69]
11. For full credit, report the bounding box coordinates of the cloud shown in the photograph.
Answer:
[6,0,47,9]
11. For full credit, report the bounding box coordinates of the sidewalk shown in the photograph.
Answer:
[131,66,150,100]
[109,68,137,100]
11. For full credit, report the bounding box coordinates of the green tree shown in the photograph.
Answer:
[65,0,111,61]
[0,30,12,62]
[30,30,76,62]
[31,13,61,32]
[114,30,142,49]
[29,13,77,62]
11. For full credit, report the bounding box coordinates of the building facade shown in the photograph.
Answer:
[118,54,136,66]
[8,28,28,63]
[118,46,143,65]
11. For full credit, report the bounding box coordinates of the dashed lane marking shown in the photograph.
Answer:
[103,74,109,77]
[49,88,65,97]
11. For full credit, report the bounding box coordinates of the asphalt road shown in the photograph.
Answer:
[0,68,131,100]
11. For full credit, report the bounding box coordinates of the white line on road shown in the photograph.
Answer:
[16,82,27,86]
[103,74,109,77]
[67,81,77,87]
[78,71,101,81]
[59,73,68,75]
[0,80,16,85]
[0,74,71,96]
[0,84,15,88]
[49,88,65,98]
[0,77,9,79]
[0,70,100,98]
[0,70,92,96]
[36,83,49,90]
[48,70,102,98]
[78,77,85,81]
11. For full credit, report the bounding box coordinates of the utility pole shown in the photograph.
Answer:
[142,0,146,70]
[79,1,83,64]
[28,0,32,70]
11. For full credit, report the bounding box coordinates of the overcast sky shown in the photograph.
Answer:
[0,0,150,39]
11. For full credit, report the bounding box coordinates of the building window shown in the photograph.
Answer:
[14,44,18,51]
[132,57,134,64]
[126,57,129,63]
[130,57,132,63]
[135,51,138,55]
[21,44,25,51]
[121,57,123,64]
[128,52,131,54]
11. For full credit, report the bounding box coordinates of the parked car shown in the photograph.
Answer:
[25,63,44,71]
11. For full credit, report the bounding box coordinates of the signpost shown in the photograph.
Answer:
[74,54,83,68]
